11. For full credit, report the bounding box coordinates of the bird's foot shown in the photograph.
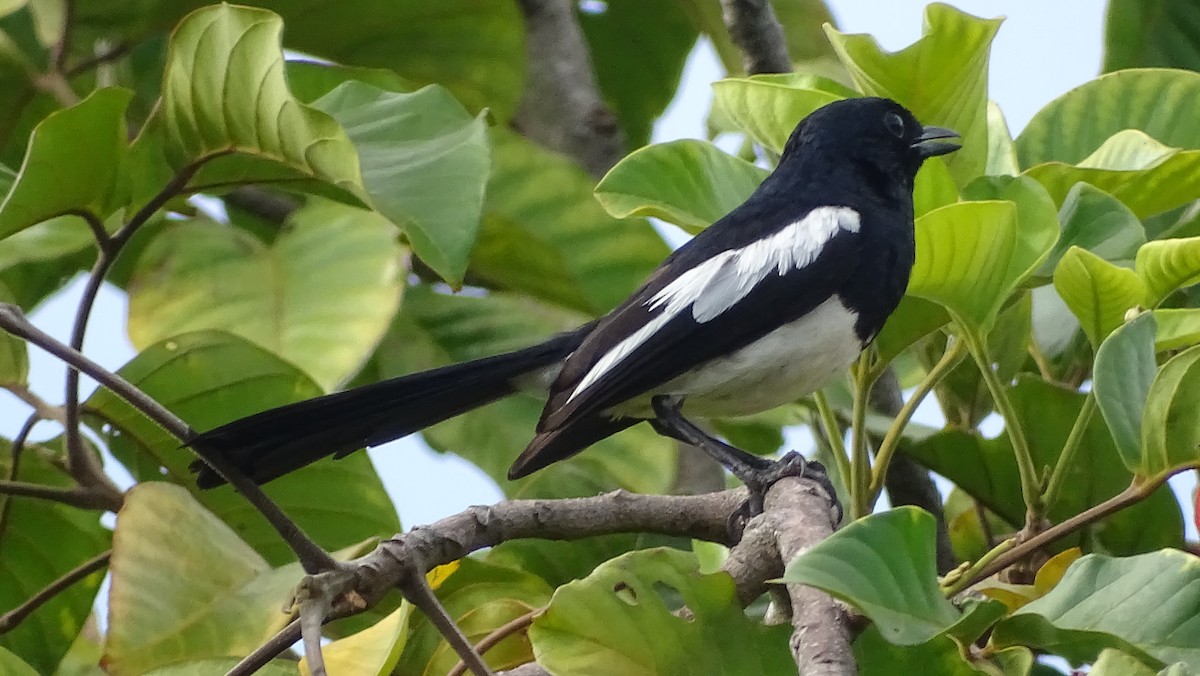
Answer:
[728,451,843,535]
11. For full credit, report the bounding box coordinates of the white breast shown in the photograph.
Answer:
[611,296,864,418]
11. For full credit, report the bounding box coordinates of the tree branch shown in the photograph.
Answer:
[720,0,792,75]
[513,0,625,180]
[449,611,538,676]
[0,413,39,542]
[0,549,110,633]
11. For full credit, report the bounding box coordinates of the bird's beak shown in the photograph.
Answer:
[912,125,962,158]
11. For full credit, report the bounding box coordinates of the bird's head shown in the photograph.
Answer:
[779,97,961,197]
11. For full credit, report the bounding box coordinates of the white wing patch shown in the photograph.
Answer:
[566,206,860,403]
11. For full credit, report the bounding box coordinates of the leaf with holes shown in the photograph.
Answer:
[1093,313,1157,471]
[825,4,1002,184]
[595,139,768,233]
[312,81,489,287]
[0,88,130,239]
[84,331,400,565]
[783,507,960,645]
[992,551,1200,668]
[132,4,367,209]
[127,201,404,391]
[531,548,792,675]
[1053,247,1148,348]
[1140,344,1200,478]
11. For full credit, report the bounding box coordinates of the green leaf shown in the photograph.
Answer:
[874,296,949,366]
[487,533,683,590]
[104,483,304,674]
[594,139,768,232]
[825,3,1002,185]
[312,82,490,286]
[1053,247,1148,348]
[397,558,551,675]
[1017,69,1200,167]
[985,100,1019,176]
[84,331,400,565]
[301,603,411,676]
[0,88,130,239]
[472,129,669,315]
[1154,308,1200,351]
[1021,130,1200,218]
[0,443,109,673]
[903,377,1184,555]
[913,158,959,218]
[993,550,1200,668]
[0,647,38,676]
[285,60,412,104]
[1089,649,1161,676]
[144,659,298,676]
[711,73,849,153]
[126,202,404,391]
[0,280,27,386]
[531,548,792,675]
[853,625,994,676]
[1093,313,1158,471]
[1105,0,1200,72]
[143,4,367,207]
[1140,344,1200,478]
[1135,235,1200,305]
[909,182,1057,330]
[782,507,959,645]
[364,285,676,498]
[579,0,696,148]
[1039,182,1146,277]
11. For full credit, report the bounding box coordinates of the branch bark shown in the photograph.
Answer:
[720,0,793,75]
[513,0,625,180]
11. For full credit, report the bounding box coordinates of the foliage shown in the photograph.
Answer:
[0,1,1198,674]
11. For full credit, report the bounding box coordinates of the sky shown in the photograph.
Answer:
[3,1,1195,543]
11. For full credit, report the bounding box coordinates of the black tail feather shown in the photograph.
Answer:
[188,330,584,488]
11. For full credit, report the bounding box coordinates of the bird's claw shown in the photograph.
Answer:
[728,452,843,539]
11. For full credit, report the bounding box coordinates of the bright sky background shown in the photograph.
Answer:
[3,1,1195,551]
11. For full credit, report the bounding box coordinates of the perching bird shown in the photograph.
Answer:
[189,97,960,515]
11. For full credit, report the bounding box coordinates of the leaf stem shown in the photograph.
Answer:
[1040,390,1097,511]
[0,413,39,545]
[447,610,538,676]
[849,351,877,519]
[867,338,968,508]
[960,322,1044,517]
[811,390,851,488]
[942,537,1015,596]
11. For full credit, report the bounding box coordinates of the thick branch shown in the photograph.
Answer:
[513,0,624,179]
[720,0,792,75]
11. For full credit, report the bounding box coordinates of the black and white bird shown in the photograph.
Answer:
[189,97,960,514]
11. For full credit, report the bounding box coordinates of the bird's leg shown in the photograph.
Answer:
[650,396,842,525]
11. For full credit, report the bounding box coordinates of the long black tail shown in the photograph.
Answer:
[188,329,586,488]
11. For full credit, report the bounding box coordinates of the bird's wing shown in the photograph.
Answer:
[537,205,865,432]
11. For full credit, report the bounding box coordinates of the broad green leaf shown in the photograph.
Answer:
[301,603,412,676]
[104,483,296,674]
[1017,69,1200,167]
[472,129,669,315]
[985,100,1019,176]
[854,625,1017,676]
[531,548,792,675]
[1093,314,1157,470]
[0,280,26,385]
[285,60,411,104]
[874,296,949,366]
[961,173,1060,279]
[825,3,1002,184]
[73,0,524,118]
[364,285,676,498]
[993,550,1200,668]
[0,443,109,673]
[1039,182,1146,277]
[144,659,298,676]
[909,190,1056,329]
[1053,247,1148,348]
[1089,649,1160,676]
[1022,130,1200,217]
[913,158,959,217]
[0,88,130,239]
[487,533,682,591]
[1140,344,1200,478]
[396,558,551,675]
[0,647,37,676]
[127,202,404,391]
[1154,308,1200,351]
[783,507,959,645]
[594,139,768,232]
[903,377,1184,555]
[711,73,850,152]
[579,0,696,148]
[142,4,367,207]
[1135,235,1200,305]
[84,331,400,565]
[313,82,489,286]
[1105,0,1200,72]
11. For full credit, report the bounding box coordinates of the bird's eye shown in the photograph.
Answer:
[883,112,906,138]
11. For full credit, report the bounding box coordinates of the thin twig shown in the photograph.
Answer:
[448,611,538,676]
[0,413,39,545]
[6,384,67,425]
[0,549,110,633]
[1040,390,1097,511]
[0,480,119,510]
[229,619,301,676]
[398,565,495,676]
[848,351,876,519]
[720,0,792,75]
[65,42,133,78]
[812,390,851,485]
